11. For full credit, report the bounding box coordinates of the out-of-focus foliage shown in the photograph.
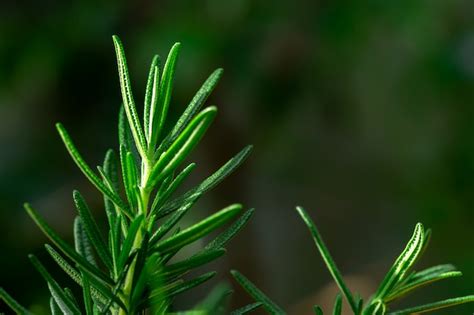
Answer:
[1,1,473,314]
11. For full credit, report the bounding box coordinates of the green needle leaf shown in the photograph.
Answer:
[80,269,93,315]
[0,288,31,315]
[103,149,120,194]
[296,206,357,313]
[385,271,462,302]
[29,254,81,315]
[120,145,140,211]
[50,297,61,315]
[73,191,113,270]
[231,270,285,315]
[56,123,131,218]
[374,223,425,300]
[161,248,226,278]
[148,42,181,152]
[159,68,223,152]
[387,295,474,314]
[333,294,342,315]
[313,305,323,315]
[150,200,198,246]
[112,35,147,159]
[407,264,457,283]
[144,55,160,142]
[150,163,196,215]
[25,203,114,286]
[159,145,253,218]
[118,105,135,156]
[109,215,122,277]
[117,214,145,271]
[154,204,242,254]
[146,106,217,190]
[146,272,217,308]
[74,217,97,266]
[202,208,254,253]
[103,149,120,231]
[45,244,120,307]
[167,271,217,298]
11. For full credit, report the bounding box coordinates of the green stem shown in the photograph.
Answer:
[118,162,153,315]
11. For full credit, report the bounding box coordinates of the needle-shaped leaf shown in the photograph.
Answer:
[374,223,425,300]
[161,249,226,279]
[150,200,198,246]
[333,294,342,315]
[144,55,160,141]
[29,254,81,315]
[0,288,31,315]
[150,163,196,215]
[109,215,122,277]
[364,299,385,315]
[50,297,61,315]
[74,216,97,266]
[146,106,217,190]
[159,68,223,153]
[117,214,145,271]
[166,271,216,299]
[56,123,131,218]
[74,191,113,270]
[131,253,163,309]
[103,149,120,230]
[385,270,462,302]
[387,295,474,314]
[355,295,364,314]
[159,145,253,218]
[45,244,126,309]
[231,303,263,315]
[202,208,254,253]
[103,149,120,194]
[231,270,285,315]
[25,203,113,286]
[131,231,151,294]
[101,257,134,313]
[120,145,139,211]
[406,264,456,283]
[153,204,242,254]
[118,106,135,156]
[296,206,357,313]
[313,305,323,315]
[64,287,80,309]
[80,269,93,315]
[112,35,147,158]
[148,42,181,152]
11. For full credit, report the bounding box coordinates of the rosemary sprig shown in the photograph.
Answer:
[2,35,253,314]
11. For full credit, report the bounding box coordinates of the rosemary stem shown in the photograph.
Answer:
[119,160,152,315]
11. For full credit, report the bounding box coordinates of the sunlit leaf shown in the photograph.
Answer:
[153,204,242,254]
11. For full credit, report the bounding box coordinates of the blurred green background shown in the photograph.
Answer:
[1,0,473,314]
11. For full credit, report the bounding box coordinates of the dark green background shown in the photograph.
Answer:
[1,1,473,314]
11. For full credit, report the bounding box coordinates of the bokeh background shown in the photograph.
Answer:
[1,1,473,314]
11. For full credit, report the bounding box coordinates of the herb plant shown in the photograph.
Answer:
[1,35,254,314]
[1,36,473,315]
[231,207,474,314]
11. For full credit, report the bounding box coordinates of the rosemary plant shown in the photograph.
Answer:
[1,36,473,315]
[231,207,474,314]
[1,36,254,314]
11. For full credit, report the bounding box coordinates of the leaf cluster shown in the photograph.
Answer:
[230,207,474,314]
[1,36,473,315]
[1,36,253,315]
